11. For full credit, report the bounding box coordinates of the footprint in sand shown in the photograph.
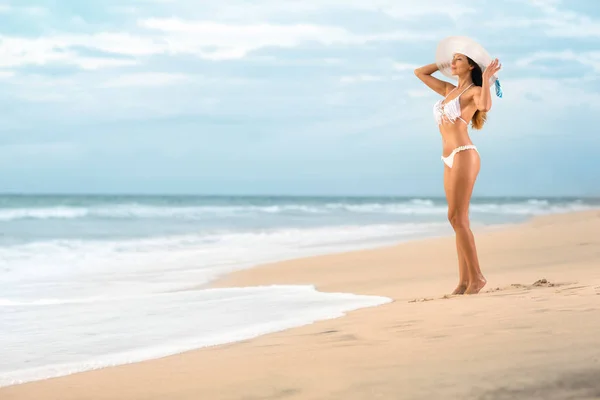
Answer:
[408,297,434,303]
[407,279,583,303]
[486,278,563,294]
[484,279,594,298]
[408,293,483,303]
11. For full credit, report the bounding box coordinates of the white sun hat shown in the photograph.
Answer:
[435,35,503,97]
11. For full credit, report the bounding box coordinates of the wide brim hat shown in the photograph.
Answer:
[435,35,503,97]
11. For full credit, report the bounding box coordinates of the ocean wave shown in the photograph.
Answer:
[0,198,596,221]
[0,222,451,299]
[0,207,89,221]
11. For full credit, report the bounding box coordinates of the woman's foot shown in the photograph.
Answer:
[465,276,487,294]
[452,282,469,295]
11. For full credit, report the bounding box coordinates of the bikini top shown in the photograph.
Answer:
[433,83,474,125]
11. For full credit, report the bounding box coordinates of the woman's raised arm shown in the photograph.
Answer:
[414,63,453,97]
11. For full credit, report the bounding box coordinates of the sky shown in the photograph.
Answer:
[0,0,599,197]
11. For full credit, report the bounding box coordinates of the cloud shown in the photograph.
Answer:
[0,34,141,69]
[339,73,406,84]
[110,6,139,15]
[100,72,193,87]
[393,62,419,71]
[138,18,436,60]
[21,6,47,16]
[530,0,561,13]
[361,0,476,20]
[0,5,47,15]
[208,0,476,22]
[516,50,600,73]
[339,74,385,84]
[75,58,138,70]
[0,17,435,70]
[491,0,600,38]
[544,16,600,38]
[532,0,600,39]
[501,77,600,111]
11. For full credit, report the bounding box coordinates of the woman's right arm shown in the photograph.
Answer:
[414,63,452,97]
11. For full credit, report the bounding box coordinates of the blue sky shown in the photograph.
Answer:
[0,0,599,196]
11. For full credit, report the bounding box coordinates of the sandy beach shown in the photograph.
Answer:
[3,209,600,400]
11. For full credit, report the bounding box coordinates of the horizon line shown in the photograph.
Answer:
[0,192,598,199]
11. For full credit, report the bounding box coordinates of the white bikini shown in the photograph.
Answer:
[433,83,478,168]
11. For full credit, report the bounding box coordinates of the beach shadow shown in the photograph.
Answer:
[476,368,600,400]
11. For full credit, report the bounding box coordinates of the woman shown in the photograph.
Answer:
[414,36,502,295]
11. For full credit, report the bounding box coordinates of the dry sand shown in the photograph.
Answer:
[2,209,600,400]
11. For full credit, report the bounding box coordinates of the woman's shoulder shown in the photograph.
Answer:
[467,85,482,98]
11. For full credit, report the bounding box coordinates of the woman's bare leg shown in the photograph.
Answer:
[444,165,469,295]
[448,150,486,294]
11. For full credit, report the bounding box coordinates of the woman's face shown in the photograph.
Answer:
[451,53,473,76]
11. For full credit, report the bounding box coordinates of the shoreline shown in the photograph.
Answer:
[2,208,600,399]
[0,213,508,389]
[209,212,529,297]
[205,212,525,290]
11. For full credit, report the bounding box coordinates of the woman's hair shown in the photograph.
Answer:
[467,56,487,130]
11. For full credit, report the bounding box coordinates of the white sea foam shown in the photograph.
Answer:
[0,221,432,387]
[0,285,390,388]
[0,198,595,221]
[0,222,451,300]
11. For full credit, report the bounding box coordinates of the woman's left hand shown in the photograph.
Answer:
[483,58,501,82]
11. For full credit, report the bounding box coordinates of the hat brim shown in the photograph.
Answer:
[435,36,498,85]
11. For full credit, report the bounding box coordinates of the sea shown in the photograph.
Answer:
[1,194,598,387]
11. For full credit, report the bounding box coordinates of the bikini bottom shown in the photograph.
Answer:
[441,145,478,168]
